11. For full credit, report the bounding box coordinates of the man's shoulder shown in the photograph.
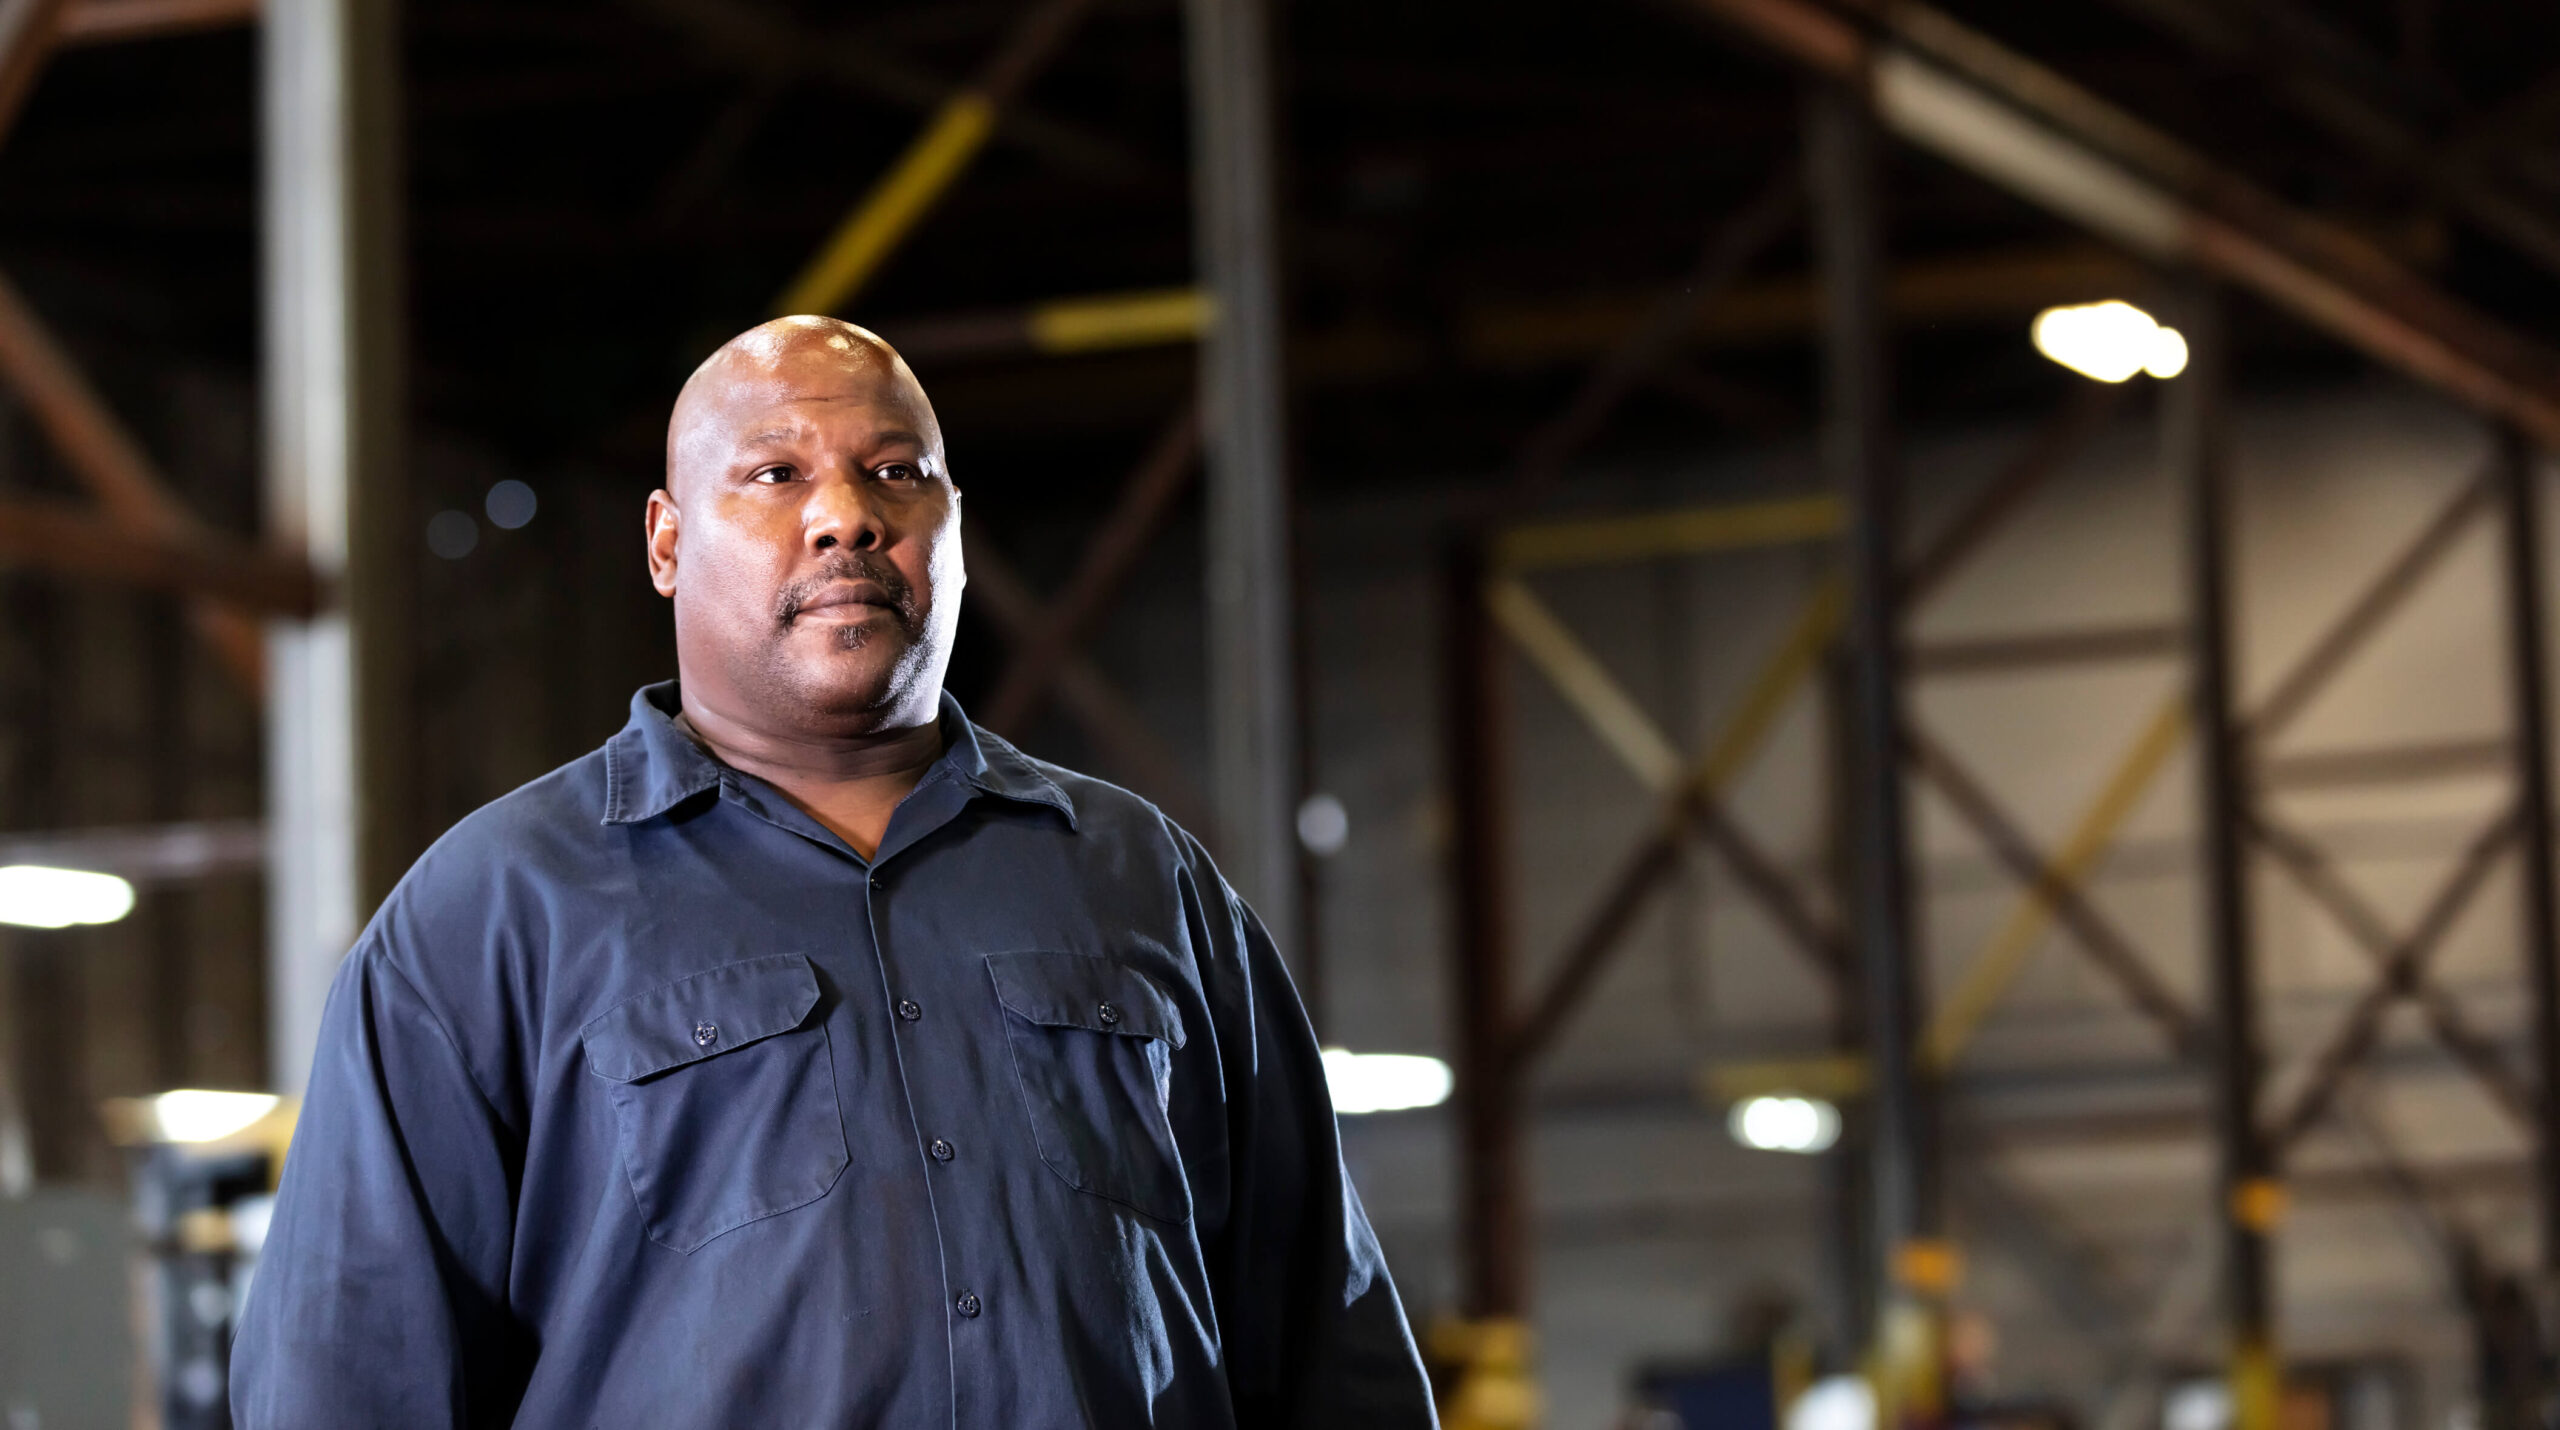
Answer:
[377,743,619,927]
[971,725,1194,849]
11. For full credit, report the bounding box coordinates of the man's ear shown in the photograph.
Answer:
[644,489,680,596]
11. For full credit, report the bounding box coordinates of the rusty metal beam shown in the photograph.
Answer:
[2246,465,2496,745]
[2090,0,2560,285]
[0,0,69,142]
[57,0,255,45]
[0,491,319,613]
[2251,813,2534,1131]
[2266,805,2526,1150]
[0,260,266,690]
[2258,736,2509,790]
[1910,622,2180,676]
[1902,379,2131,600]
[1497,166,1801,508]
[1506,782,1846,1071]
[1679,0,2560,447]
[1906,724,2198,1055]
[959,527,1212,836]
[978,406,1199,737]
[634,0,1143,189]
[2492,424,2560,1286]
[1444,537,1528,1318]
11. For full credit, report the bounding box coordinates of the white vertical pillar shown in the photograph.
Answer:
[262,0,404,1095]
[1182,0,1300,962]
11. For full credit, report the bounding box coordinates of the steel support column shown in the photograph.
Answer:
[2496,424,2560,1318]
[262,0,408,1094]
[1444,540,1526,1319]
[1809,81,1943,1422]
[2170,284,2279,1430]
[1182,0,1300,958]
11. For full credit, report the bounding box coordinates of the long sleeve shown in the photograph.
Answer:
[231,943,531,1428]
[1198,871,1439,1429]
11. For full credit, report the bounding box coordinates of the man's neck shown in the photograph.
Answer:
[674,694,946,860]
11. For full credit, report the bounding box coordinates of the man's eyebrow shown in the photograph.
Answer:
[736,427,805,448]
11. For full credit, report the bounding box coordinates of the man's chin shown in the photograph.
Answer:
[770,644,932,726]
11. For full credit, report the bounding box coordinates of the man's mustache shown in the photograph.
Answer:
[774,554,922,633]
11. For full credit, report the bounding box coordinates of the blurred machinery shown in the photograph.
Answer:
[101,1091,290,1430]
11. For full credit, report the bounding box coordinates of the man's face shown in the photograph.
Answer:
[648,322,963,736]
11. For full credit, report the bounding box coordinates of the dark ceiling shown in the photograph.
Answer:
[2,0,2560,529]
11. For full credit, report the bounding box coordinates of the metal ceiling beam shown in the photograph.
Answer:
[57,0,257,46]
[959,526,1211,836]
[2265,805,2524,1149]
[631,0,1146,189]
[0,490,321,613]
[776,0,1105,317]
[1678,0,2560,447]
[2250,811,2533,1132]
[978,405,1199,738]
[2093,0,2560,282]
[0,253,272,691]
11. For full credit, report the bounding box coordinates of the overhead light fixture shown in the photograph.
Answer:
[1321,1048,1453,1115]
[2031,300,2189,382]
[1727,1094,1841,1154]
[139,1090,281,1144]
[0,864,135,929]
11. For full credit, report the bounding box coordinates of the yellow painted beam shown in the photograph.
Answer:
[1028,286,1212,353]
[776,93,997,317]
[1493,494,1843,573]
[1691,574,1845,800]
[1485,577,1685,794]
[1921,693,2188,1071]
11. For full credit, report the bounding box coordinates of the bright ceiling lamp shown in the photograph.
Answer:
[1727,1094,1841,1154]
[143,1090,281,1144]
[0,864,135,929]
[1321,1048,1454,1115]
[2031,300,2190,382]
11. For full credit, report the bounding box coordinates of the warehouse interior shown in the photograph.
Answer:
[5,0,2560,1426]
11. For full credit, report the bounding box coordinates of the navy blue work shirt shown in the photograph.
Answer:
[231,683,1435,1428]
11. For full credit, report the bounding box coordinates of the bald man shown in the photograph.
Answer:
[231,319,1436,1428]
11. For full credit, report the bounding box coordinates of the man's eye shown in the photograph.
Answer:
[751,466,795,484]
[876,463,921,482]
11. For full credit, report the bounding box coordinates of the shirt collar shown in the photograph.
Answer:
[601,682,1076,830]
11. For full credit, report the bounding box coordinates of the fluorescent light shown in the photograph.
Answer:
[0,864,135,928]
[2030,300,2188,383]
[1321,1048,1453,1115]
[1727,1094,1841,1153]
[146,1090,280,1144]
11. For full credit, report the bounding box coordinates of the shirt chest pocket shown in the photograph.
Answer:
[986,952,1192,1224]
[582,954,849,1253]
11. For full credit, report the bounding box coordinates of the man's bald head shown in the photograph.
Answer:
[666,316,946,498]
[645,314,964,742]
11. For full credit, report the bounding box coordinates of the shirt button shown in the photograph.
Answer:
[896,999,923,1022]
[930,1138,955,1163]
[954,1291,981,1319]
[691,1022,719,1049]
[1096,1002,1121,1028]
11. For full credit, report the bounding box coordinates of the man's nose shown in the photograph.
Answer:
[805,472,886,553]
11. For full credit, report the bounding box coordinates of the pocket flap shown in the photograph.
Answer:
[985,952,1187,1048]
[583,954,821,1083]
